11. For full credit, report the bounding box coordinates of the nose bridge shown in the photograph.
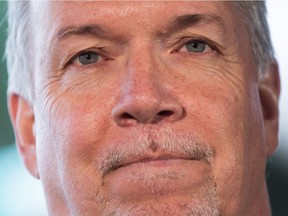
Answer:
[111,39,183,126]
[124,40,161,100]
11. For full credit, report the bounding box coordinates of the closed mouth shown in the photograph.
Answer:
[112,154,201,171]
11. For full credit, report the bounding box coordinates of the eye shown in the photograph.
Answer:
[180,40,212,53]
[73,51,103,65]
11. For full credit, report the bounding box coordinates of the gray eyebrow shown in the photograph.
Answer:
[56,14,226,41]
[161,13,226,37]
[56,24,106,40]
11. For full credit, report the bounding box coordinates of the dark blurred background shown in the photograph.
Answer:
[0,1,287,215]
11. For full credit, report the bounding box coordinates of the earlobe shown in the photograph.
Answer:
[258,60,281,157]
[8,94,39,179]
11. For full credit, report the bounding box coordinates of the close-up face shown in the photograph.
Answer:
[11,1,279,216]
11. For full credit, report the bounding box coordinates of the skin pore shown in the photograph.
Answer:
[9,1,280,216]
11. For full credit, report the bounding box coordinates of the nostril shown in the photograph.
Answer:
[152,110,175,123]
[121,113,135,120]
[112,100,184,126]
[157,110,174,117]
[119,110,175,124]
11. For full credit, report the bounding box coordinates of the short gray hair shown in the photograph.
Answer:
[5,1,275,102]
[235,1,274,78]
[5,1,33,102]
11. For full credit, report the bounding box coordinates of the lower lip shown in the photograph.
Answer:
[104,159,211,199]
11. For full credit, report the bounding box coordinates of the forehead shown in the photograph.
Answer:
[30,1,239,37]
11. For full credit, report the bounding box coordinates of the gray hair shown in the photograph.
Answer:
[235,1,275,77]
[5,1,33,102]
[5,1,274,102]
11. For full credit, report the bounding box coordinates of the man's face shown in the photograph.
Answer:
[28,2,273,215]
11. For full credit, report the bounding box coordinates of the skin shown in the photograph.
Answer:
[8,1,280,216]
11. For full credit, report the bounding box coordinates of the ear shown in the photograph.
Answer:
[258,60,281,157]
[8,94,39,179]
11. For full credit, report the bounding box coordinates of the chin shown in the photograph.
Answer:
[101,197,219,216]
[99,179,220,216]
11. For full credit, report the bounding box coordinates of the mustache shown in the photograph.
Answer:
[96,126,215,177]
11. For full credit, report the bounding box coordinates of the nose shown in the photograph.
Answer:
[111,48,184,126]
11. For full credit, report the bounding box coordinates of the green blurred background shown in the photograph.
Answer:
[0,1,13,147]
[0,1,287,215]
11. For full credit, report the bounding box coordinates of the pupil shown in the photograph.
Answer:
[78,52,98,65]
[186,40,206,52]
[86,54,92,60]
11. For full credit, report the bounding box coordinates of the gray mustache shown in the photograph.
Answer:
[96,126,215,177]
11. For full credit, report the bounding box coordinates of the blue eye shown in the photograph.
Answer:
[77,52,99,65]
[185,40,208,53]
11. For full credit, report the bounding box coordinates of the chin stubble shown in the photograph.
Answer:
[100,178,220,216]
[94,126,220,215]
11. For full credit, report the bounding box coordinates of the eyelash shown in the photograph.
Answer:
[67,49,107,68]
[173,37,220,55]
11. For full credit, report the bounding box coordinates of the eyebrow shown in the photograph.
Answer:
[57,24,107,40]
[162,13,226,36]
[56,13,226,41]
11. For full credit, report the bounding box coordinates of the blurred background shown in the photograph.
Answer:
[0,1,287,215]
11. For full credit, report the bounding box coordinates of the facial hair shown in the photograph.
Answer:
[94,126,220,216]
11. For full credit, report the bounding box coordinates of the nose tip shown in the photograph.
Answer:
[112,97,184,126]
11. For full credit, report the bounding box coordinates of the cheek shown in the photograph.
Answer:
[36,92,112,170]
[34,85,115,210]
[35,71,118,163]
[176,67,266,211]
[211,92,266,214]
